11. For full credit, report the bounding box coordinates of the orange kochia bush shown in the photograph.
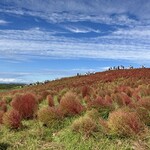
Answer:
[11,93,38,119]
[107,108,145,137]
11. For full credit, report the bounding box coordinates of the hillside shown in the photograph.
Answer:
[1,68,150,97]
[0,68,150,150]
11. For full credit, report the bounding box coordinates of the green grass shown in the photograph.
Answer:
[0,114,149,150]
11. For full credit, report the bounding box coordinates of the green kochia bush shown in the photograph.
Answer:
[71,109,100,137]
[71,116,98,137]
[11,93,38,119]
[131,97,150,125]
[38,106,63,127]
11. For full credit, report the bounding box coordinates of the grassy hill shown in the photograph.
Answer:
[0,68,150,150]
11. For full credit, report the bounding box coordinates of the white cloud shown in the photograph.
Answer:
[0,78,17,83]
[0,28,150,63]
[0,20,9,25]
[0,0,149,25]
[64,25,101,33]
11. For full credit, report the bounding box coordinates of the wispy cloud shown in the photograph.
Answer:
[0,0,149,25]
[0,19,9,25]
[0,78,17,83]
[64,25,101,33]
[0,27,150,63]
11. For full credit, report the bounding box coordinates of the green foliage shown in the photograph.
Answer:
[71,115,98,137]
[133,98,150,125]
[38,106,63,127]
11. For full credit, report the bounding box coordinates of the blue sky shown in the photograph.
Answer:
[0,0,150,83]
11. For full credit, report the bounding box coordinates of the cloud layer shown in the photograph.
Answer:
[0,0,150,83]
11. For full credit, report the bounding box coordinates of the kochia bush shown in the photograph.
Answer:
[71,115,97,136]
[38,106,63,127]
[0,110,4,124]
[46,95,54,107]
[107,108,145,137]
[0,100,7,112]
[11,93,38,119]
[60,91,83,116]
[3,109,22,129]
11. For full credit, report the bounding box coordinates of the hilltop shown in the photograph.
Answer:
[1,68,150,96]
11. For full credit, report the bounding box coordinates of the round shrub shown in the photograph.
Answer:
[107,109,145,137]
[38,106,63,127]
[3,109,22,129]
[11,93,38,119]
[71,116,97,136]
[60,91,83,116]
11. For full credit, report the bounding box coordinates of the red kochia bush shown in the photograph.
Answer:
[88,96,111,108]
[11,93,38,119]
[0,100,7,112]
[82,86,90,98]
[3,109,22,129]
[46,95,54,107]
[60,91,83,116]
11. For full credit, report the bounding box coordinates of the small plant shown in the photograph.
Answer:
[3,109,22,129]
[105,95,112,104]
[0,100,7,112]
[89,96,111,108]
[40,90,50,100]
[38,106,63,127]
[60,91,83,116]
[134,98,150,125]
[87,96,112,119]
[0,110,4,124]
[11,93,38,119]
[82,86,90,98]
[47,95,54,107]
[120,92,131,105]
[3,96,12,104]
[107,108,145,137]
[71,115,98,137]
[85,109,100,121]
